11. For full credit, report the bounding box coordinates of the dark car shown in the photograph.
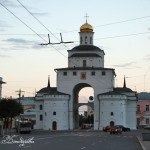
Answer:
[103,126,111,132]
[144,125,150,130]
[109,126,122,134]
[115,125,130,132]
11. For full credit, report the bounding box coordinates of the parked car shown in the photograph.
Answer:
[109,126,122,134]
[144,125,150,130]
[103,126,111,132]
[115,125,130,132]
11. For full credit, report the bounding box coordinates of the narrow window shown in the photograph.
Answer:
[137,105,140,112]
[40,115,43,121]
[146,105,149,111]
[80,37,82,44]
[110,112,114,116]
[90,37,92,44]
[85,36,87,44]
[39,105,43,110]
[83,60,86,67]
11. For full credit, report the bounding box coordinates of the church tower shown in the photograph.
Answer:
[79,20,94,45]
[68,20,105,69]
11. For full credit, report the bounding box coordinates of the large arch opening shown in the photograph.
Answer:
[73,83,94,129]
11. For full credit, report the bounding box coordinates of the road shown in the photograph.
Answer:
[0,130,142,150]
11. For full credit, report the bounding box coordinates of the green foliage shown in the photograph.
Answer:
[0,99,23,118]
[0,99,23,128]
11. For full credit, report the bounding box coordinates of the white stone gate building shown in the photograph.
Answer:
[35,21,137,130]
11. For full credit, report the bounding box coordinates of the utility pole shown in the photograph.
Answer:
[16,89,25,103]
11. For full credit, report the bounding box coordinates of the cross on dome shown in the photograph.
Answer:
[80,14,93,32]
[84,13,89,23]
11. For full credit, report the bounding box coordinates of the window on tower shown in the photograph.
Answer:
[83,60,86,67]
[85,36,87,44]
[80,37,82,44]
[53,111,56,115]
[90,37,92,44]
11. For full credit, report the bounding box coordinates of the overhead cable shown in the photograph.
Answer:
[0,2,68,58]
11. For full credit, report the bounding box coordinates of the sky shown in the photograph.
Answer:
[0,0,150,99]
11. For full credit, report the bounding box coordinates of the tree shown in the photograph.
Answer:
[0,99,23,128]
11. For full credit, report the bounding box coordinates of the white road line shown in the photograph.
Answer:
[22,145,31,149]
[81,146,86,149]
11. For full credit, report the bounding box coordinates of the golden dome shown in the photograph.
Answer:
[80,22,93,32]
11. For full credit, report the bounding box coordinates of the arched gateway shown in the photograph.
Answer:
[73,83,93,129]
[35,20,137,131]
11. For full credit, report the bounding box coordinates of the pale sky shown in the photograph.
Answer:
[0,0,150,98]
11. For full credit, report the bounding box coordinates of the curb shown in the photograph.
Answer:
[137,136,146,150]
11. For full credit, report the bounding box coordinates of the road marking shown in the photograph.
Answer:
[81,146,86,149]
[22,145,31,149]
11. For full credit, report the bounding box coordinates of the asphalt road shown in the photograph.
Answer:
[0,130,143,150]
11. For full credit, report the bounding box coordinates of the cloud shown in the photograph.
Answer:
[0,0,48,16]
[2,38,49,51]
[0,54,10,58]
[112,61,136,68]
[144,54,150,60]
[32,12,49,17]
[3,38,33,45]
[0,20,13,31]
[0,0,19,8]
[0,20,11,27]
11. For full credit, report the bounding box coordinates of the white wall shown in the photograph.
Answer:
[35,95,70,130]
[99,95,127,130]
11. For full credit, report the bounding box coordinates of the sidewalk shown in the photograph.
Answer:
[137,135,150,150]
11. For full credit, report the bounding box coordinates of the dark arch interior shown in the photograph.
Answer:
[73,83,93,129]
